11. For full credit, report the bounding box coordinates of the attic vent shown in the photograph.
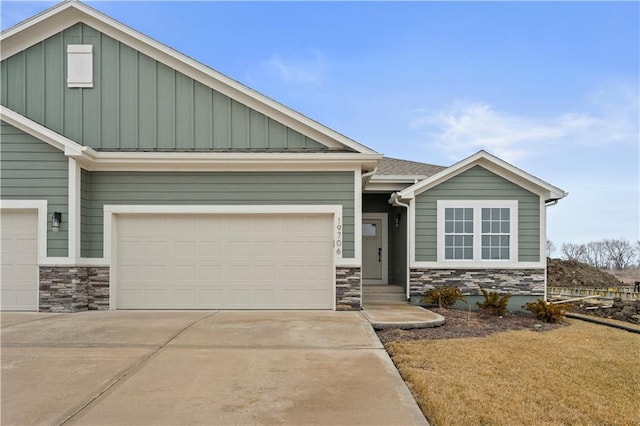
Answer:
[67,44,93,88]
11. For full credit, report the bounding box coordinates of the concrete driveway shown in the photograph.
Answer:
[1,311,427,425]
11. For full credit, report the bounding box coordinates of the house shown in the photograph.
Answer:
[0,1,566,312]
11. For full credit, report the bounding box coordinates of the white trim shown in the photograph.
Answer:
[0,200,48,261]
[397,151,567,202]
[0,106,84,155]
[362,213,389,285]
[541,197,548,300]
[68,158,81,259]
[436,200,519,265]
[410,261,546,269]
[102,204,344,310]
[0,1,378,155]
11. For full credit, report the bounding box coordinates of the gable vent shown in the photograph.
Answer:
[67,44,93,88]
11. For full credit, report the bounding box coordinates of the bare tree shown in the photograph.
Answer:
[636,241,640,267]
[584,241,609,269]
[602,238,635,270]
[546,240,556,258]
[561,242,586,262]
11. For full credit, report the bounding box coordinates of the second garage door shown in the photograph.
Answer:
[116,213,334,309]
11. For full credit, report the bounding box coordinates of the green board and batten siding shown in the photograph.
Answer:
[414,165,541,262]
[0,121,69,256]
[81,171,355,259]
[1,23,326,151]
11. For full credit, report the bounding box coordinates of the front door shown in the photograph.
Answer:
[362,213,388,284]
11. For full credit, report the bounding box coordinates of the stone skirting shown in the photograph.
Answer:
[336,267,362,311]
[88,267,110,310]
[410,268,545,297]
[39,266,110,312]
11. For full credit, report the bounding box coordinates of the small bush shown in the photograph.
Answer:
[525,299,571,323]
[476,290,511,316]
[424,287,466,309]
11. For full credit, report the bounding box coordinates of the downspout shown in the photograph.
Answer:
[361,167,378,188]
[389,192,411,302]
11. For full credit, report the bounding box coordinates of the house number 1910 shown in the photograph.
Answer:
[335,217,342,255]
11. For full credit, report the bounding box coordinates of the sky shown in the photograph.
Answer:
[1,0,639,247]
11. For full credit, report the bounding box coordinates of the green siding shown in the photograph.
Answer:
[0,121,69,256]
[1,23,328,152]
[414,166,540,262]
[81,171,355,258]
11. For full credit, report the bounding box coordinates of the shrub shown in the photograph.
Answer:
[424,287,466,309]
[525,299,571,323]
[476,290,511,316]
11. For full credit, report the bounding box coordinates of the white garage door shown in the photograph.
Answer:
[116,213,335,309]
[1,210,39,311]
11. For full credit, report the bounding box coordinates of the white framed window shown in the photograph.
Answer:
[437,200,518,263]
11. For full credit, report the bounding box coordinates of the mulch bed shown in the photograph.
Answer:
[376,308,568,344]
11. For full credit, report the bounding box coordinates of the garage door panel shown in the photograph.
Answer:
[116,213,333,309]
[1,210,38,311]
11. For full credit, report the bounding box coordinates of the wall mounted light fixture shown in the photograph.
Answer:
[52,212,62,232]
[395,213,401,228]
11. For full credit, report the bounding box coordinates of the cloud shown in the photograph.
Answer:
[409,83,639,163]
[263,52,326,86]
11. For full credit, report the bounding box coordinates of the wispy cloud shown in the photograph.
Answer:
[410,83,639,163]
[263,52,326,86]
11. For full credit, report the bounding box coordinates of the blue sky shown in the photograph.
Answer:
[2,1,639,247]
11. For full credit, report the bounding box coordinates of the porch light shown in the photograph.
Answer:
[395,213,401,228]
[52,212,62,232]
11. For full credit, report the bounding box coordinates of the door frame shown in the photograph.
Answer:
[362,212,388,285]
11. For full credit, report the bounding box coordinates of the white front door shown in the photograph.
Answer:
[362,213,387,285]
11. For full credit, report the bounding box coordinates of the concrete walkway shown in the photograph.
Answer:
[1,311,427,426]
[362,304,445,330]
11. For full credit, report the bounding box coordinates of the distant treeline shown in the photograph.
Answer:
[547,238,639,270]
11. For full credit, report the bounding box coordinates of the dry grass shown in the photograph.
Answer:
[386,320,640,426]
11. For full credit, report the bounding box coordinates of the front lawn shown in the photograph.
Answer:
[386,320,640,425]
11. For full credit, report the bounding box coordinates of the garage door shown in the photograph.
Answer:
[1,210,39,311]
[116,213,334,309]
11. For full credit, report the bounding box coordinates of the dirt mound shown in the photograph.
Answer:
[547,258,622,288]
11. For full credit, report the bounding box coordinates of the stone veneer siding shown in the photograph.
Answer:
[336,267,362,311]
[39,266,110,312]
[410,268,545,297]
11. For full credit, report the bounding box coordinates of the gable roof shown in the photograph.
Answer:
[377,157,445,177]
[395,150,568,202]
[0,0,379,156]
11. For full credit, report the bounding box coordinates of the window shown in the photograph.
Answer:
[438,201,518,262]
[444,208,473,259]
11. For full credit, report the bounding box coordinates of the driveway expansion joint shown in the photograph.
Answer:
[58,311,219,425]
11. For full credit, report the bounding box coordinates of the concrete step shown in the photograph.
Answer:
[363,294,407,304]
[362,285,405,295]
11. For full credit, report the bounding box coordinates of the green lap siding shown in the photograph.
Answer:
[1,23,327,152]
[81,171,355,259]
[415,166,540,262]
[0,121,69,256]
